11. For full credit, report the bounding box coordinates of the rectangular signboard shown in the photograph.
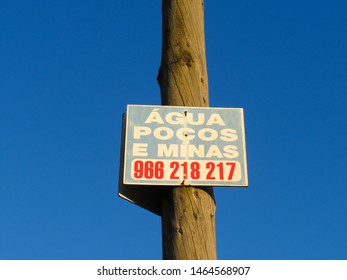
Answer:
[123,105,248,186]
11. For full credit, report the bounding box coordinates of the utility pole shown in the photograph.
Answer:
[157,0,217,260]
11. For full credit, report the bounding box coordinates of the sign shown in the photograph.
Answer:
[122,105,248,187]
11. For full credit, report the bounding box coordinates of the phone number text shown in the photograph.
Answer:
[130,159,240,182]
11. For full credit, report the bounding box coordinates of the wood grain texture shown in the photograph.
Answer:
[158,0,209,107]
[158,0,217,260]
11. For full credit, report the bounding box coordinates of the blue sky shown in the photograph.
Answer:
[1,0,346,260]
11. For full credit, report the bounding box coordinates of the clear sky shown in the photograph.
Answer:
[1,0,346,260]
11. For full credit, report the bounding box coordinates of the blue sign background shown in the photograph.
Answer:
[123,105,248,186]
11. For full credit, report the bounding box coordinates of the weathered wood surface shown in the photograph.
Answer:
[158,0,217,260]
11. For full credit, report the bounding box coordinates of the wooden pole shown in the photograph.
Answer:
[157,0,217,260]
